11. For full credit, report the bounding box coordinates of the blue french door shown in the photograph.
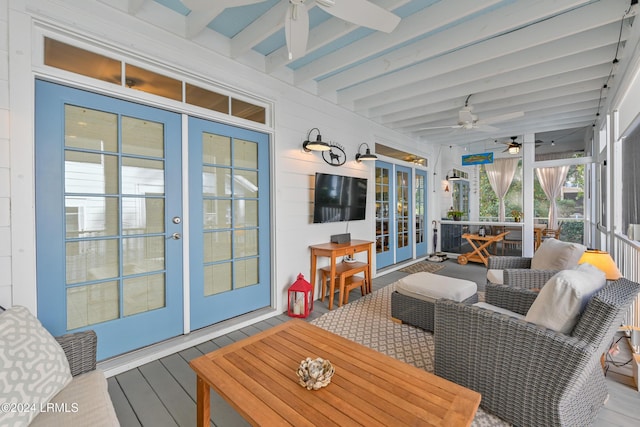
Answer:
[415,170,428,257]
[375,162,393,269]
[35,80,183,360]
[375,162,413,268]
[188,117,271,330]
[395,165,413,263]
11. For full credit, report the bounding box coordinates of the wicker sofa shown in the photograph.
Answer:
[434,277,640,427]
[0,306,119,426]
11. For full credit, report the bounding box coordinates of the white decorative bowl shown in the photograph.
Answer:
[296,357,335,390]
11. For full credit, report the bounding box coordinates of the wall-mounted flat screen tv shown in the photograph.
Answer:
[313,172,368,223]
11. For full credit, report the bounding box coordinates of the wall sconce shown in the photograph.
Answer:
[355,143,377,162]
[302,128,331,152]
[445,170,462,181]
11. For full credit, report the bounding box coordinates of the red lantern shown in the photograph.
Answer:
[288,273,314,318]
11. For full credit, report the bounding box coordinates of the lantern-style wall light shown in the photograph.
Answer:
[302,128,331,152]
[355,143,378,162]
[288,273,314,318]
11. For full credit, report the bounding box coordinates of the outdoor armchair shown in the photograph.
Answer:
[434,277,640,427]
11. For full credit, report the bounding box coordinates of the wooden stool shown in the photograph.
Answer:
[320,262,369,308]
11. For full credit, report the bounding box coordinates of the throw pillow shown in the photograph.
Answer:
[524,264,606,333]
[0,306,72,426]
[530,238,587,270]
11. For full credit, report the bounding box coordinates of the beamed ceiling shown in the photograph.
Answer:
[101,0,639,153]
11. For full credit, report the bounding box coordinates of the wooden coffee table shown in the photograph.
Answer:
[190,319,480,426]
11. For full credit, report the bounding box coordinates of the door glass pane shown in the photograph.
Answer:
[122,157,164,195]
[234,229,258,257]
[204,199,231,229]
[65,196,119,238]
[65,151,118,194]
[123,273,165,316]
[122,116,164,158]
[65,105,117,152]
[66,239,119,284]
[203,166,231,196]
[204,263,232,296]
[233,139,257,168]
[67,282,119,329]
[234,200,257,228]
[122,197,164,234]
[204,231,232,262]
[234,170,258,197]
[203,133,231,165]
[235,258,258,288]
[123,236,165,274]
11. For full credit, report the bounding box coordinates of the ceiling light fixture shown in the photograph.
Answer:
[508,145,520,154]
[355,143,377,162]
[302,128,331,152]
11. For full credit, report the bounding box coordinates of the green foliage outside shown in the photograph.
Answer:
[478,161,585,243]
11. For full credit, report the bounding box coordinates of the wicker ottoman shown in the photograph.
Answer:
[391,272,478,331]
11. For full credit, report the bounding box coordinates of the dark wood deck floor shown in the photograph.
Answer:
[108,261,640,426]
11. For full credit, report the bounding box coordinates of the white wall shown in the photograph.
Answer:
[1,1,431,318]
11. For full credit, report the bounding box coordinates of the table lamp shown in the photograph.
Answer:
[578,249,622,280]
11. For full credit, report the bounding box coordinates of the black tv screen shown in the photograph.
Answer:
[313,173,368,223]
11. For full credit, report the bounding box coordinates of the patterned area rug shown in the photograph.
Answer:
[398,261,446,274]
[311,283,509,427]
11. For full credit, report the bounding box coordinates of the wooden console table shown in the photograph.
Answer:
[190,320,481,427]
[309,240,373,310]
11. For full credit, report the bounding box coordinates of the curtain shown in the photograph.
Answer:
[536,166,570,229]
[485,158,519,221]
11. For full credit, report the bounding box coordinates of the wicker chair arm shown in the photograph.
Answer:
[434,300,597,426]
[503,269,559,288]
[55,330,97,377]
[487,256,532,270]
[485,283,538,315]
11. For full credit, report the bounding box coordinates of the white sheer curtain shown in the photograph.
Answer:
[536,166,570,229]
[485,158,519,221]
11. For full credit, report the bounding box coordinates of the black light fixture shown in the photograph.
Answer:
[302,128,331,152]
[355,143,377,162]
[445,170,461,181]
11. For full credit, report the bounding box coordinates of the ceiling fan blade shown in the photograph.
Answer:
[419,125,463,130]
[182,0,265,11]
[476,124,500,132]
[285,2,309,60]
[317,0,401,33]
[478,111,524,125]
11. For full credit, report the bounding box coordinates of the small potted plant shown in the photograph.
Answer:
[511,209,523,222]
[447,209,464,221]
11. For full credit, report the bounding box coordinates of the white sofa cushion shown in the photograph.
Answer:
[525,263,606,333]
[0,306,72,426]
[530,238,586,270]
[486,269,504,284]
[30,370,119,427]
[395,272,477,302]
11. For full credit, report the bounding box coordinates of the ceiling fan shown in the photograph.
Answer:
[496,136,523,154]
[419,105,524,132]
[182,0,401,60]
